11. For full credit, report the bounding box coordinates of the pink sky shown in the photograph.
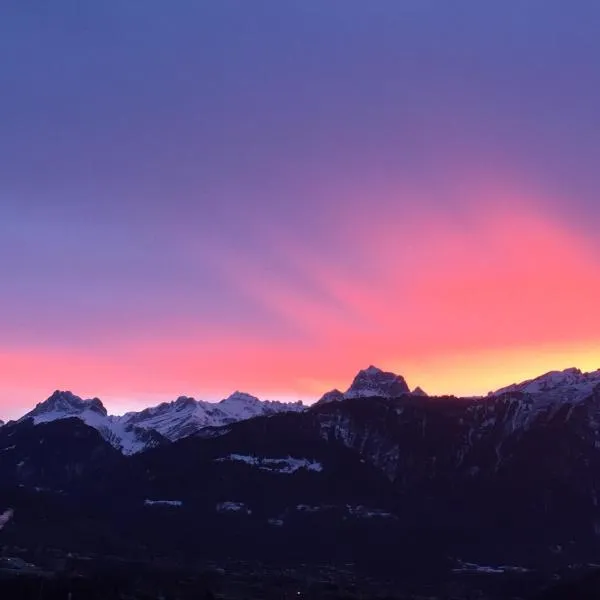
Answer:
[2,4,599,420]
[2,181,599,419]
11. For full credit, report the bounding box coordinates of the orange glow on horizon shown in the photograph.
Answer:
[1,185,599,418]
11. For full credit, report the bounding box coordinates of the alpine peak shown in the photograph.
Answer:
[25,390,108,421]
[344,366,410,399]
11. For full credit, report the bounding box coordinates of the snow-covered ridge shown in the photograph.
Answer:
[121,391,305,442]
[491,368,600,404]
[17,390,306,454]
[215,454,323,474]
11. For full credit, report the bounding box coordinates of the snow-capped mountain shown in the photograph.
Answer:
[316,366,600,488]
[25,390,107,423]
[470,367,600,437]
[121,391,305,441]
[20,391,166,455]
[17,390,305,453]
[491,367,600,402]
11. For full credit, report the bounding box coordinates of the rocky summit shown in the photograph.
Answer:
[344,365,411,398]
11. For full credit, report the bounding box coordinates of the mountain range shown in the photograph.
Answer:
[6,364,600,456]
[15,389,304,454]
[4,365,423,454]
[1,364,600,585]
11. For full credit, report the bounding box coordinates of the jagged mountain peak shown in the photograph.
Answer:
[12,387,306,453]
[412,386,428,397]
[345,366,410,399]
[18,391,164,455]
[25,390,108,421]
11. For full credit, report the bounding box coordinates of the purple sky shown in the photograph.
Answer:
[1,2,600,418]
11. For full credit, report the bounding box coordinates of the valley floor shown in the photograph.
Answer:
[0,549,597,600]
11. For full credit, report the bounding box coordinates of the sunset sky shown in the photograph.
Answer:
[1,2,600,418]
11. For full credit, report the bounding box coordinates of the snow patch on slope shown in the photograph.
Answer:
[144,499,182,507]
[294,504,396,519]
[453,560,530,575]
[216,501,251,514]
[216,454,323,474]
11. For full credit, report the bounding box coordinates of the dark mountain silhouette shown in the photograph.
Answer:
[0,365,599,587]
